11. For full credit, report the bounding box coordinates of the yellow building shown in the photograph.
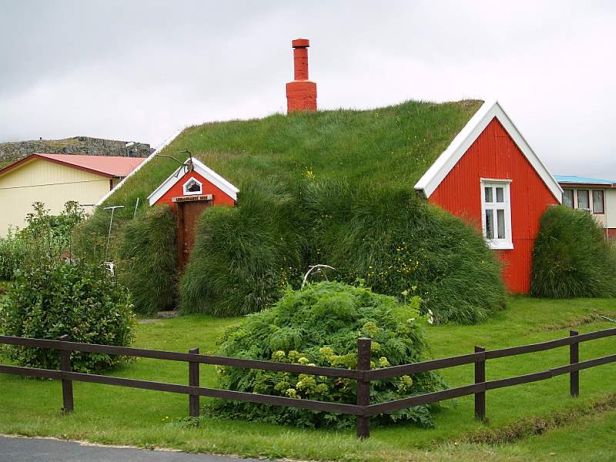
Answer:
[0,153,144,236]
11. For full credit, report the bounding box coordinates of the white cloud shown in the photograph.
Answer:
[0,0,614,176]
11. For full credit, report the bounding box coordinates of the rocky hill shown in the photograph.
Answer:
[0,136,152,167]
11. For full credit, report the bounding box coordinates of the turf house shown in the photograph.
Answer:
[82,38,562,322]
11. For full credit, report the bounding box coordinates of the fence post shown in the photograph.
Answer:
[570,330,579,397]
[474,346,486,421]
[188,347,200,418]
[58,335,74,414]
[356,337,371,439]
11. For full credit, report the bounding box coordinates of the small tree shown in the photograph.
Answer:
[0,202,135,373]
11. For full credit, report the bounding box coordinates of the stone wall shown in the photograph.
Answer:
[0,136,152,166]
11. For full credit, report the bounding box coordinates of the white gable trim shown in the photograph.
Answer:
[95,128,185,206]
[414,101,562,202]
[147,157,239,205]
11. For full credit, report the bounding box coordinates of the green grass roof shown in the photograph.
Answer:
[105,99,482,207]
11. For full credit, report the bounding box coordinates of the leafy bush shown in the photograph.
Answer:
[180,181,304,315]
[0,260,135,373]
[531,206,616,298]
[0,202,85,281]
[210,281,444,429]
[0,230,27,281]
[118,205,177,315]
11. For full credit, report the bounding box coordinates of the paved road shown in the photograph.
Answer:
[0,436,265,462]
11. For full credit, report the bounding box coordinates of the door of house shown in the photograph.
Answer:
[176,199,211,270]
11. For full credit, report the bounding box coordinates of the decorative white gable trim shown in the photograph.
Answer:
[96,128,185,206]
[414,101,562,202]
[147,157,239,206]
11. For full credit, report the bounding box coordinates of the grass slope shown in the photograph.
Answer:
[105,100,482,211]
[0,296,614,461]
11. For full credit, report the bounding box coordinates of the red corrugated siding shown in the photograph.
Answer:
[155,171,236,208]
[429,118,559,293]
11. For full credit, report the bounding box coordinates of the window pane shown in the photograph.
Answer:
[484,187,493,203]
[577,190,590,209]
[496,187,504,203]
[593,190,605,214]
[485,210,494,239]
[563,190,574,208]
[497,209,506,239]
[187,181,201,192]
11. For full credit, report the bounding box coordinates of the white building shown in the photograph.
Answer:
[555,175,616,239]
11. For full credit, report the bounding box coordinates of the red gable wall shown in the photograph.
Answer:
[154,170,236,208]
[429,118,559,293]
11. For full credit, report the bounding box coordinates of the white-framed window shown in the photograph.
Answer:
[182,177,203,196]
[481,179,513,250]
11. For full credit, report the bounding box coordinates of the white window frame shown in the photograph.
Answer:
[480,179,513,250]
[182,177,203,196]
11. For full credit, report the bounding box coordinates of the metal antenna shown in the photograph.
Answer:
[103,205,125,261]
[133,197,140,219]
[157,150,194,177]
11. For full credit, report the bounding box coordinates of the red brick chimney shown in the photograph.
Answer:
[286,38,317,113]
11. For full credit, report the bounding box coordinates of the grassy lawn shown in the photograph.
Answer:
[0,296,614,461]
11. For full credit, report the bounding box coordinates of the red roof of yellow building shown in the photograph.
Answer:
[0,153,145,178]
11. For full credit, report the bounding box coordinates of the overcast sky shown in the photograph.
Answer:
[1,0,614,177]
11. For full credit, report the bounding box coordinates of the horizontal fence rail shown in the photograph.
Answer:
[0,326,614,439]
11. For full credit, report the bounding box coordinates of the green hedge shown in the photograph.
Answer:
[118,205,178,315]
[210,281,443,429]
[1,260,134,373]
[531,205,616,298]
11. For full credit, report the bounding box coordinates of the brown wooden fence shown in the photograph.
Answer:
[0,327,615,439]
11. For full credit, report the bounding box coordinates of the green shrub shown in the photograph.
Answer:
[179,181,304,315]
[531,206,616,298]
[210,281,443,429]
[0,260,135,373]
[118,205,177,315]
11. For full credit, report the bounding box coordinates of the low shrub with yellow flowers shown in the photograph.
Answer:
[209,282,444,429]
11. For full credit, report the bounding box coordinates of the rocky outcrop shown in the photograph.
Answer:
[0,136,152,166]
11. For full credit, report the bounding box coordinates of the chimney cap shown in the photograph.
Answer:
[292,38,310,48]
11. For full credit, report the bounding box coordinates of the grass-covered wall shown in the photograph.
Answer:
[531,205,616,298]
[75,99,507,323]
[118,205,177,315]
[181,179,505,323]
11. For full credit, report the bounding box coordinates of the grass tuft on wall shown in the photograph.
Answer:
[531,205,616,298]
[118,205,178,315]
[180,181,304,315]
